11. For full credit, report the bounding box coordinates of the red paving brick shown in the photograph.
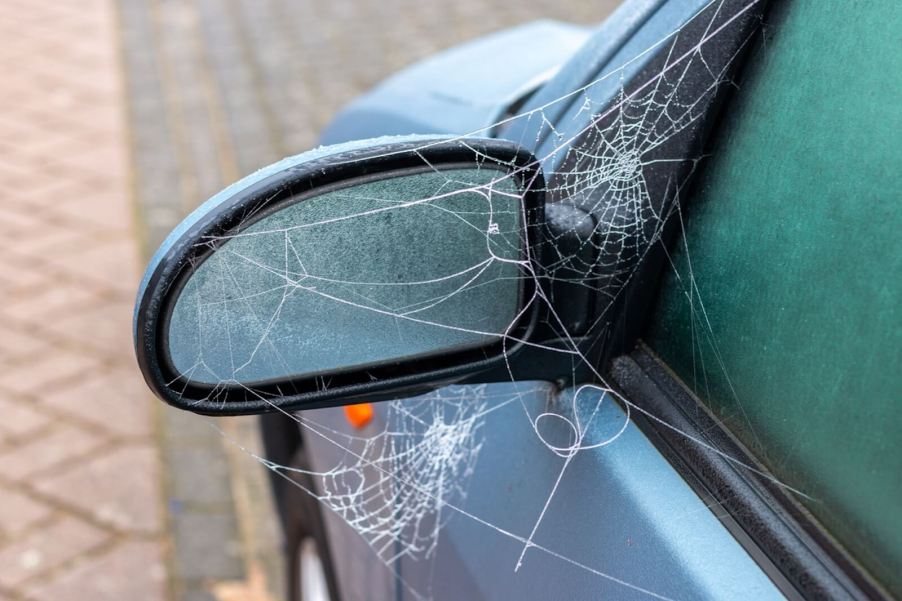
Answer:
[34,444,162,534]
[0,397,51,444]
[24,540,167,601]
[0,486,52,539]
[0,424,106,481]
[0,516,110,588]
[42,368,154,438]
[0,0,168,599]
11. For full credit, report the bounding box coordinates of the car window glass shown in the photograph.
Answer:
[646,0,902,594]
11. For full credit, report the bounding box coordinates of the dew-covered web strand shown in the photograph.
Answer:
[175,1,806,598]
[209,393,676,601]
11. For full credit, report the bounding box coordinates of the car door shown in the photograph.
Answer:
[302,0,900,599]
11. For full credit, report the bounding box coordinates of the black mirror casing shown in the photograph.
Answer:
[134,136,545,415]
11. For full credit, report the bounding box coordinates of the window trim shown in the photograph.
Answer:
[608,344,891,600]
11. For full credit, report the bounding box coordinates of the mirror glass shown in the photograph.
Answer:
[166,167,525,386]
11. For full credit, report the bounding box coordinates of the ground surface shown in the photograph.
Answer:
[0,1,618,599]
[0,1,165,600]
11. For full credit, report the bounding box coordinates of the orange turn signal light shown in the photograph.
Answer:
[343,403,374,429]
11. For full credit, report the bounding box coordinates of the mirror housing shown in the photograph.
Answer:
[134,135,545,415]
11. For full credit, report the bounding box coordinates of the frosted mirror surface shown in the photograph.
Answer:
[167,167,523,385]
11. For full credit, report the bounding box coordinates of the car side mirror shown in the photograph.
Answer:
[134,136,545,414]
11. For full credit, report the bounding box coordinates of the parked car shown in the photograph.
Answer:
[134,0,900,599]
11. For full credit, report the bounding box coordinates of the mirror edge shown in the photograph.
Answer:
[133,134,546,415]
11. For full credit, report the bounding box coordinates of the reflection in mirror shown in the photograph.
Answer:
[166,167,524,386]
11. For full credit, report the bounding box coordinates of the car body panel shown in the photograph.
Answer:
[300,1,793,599]
[501,0,710,170]
[321,21,592,145]
[302,384,785,600]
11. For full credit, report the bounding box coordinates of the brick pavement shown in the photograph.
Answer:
[0,0,166,600]
[1,0,620,600]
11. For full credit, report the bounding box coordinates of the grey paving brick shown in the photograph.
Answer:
[166,444,235,508]
[160,404,221,445]
[172,511,244,581]
[177,589,218,601]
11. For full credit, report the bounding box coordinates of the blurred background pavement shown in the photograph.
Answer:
[0,0,617,599]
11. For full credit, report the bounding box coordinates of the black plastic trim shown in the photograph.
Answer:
[610,346,891,601]
[538,0,774,376]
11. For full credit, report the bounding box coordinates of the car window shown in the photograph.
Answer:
[645,0,902,595]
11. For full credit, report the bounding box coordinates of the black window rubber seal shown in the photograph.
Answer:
[608,344,892,601]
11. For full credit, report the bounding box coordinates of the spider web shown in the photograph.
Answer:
[296,387,488,565]
[164,1,794,598]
